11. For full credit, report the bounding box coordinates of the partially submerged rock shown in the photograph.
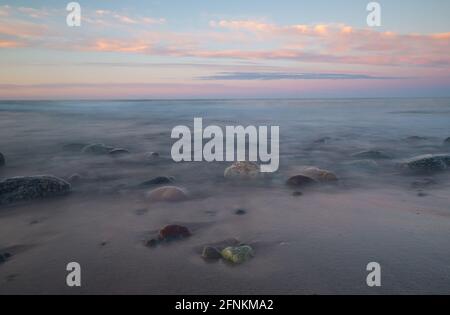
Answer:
[221,245,254,264]
[0,175,71,205]
[146,186,188,202]
[351,150,391,159]
[402,154,450,173]
[300,167,338,182]
[139,176,174,187]
[68,173,82,183]
[82,143,115,155]
[444,137,450,145]
[286,174,317,187]
[109,148,130,156]
[234,208,247,215]
[0,152,4,167]
[0,252,12,264]
[224,161,260,180]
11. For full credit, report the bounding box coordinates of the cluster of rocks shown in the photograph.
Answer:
[0,175,71,205]
[201,239,254,264]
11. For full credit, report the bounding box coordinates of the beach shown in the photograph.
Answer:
[1,98,450,294]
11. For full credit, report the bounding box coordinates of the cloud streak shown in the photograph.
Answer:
[200,72,406,81]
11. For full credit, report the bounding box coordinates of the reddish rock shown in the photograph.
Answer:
[159,225,191,241]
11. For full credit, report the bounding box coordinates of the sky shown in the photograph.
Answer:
[0,0,449,99]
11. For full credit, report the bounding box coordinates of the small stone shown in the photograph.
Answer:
[0,152,5,167]
[202,246,222,260]
[292,191,303,197]
[234,209,246,215]
[139,176,174,187]
[224,161,260,180]
[286,175,317,187]
[351,150,391,159]
[146,238,160,247]
[221,245,254,264]
[82,143,115,155]
[159,225,191,241]
[146,186,188,202]
[417,191,428,197]
[109,148,130,156]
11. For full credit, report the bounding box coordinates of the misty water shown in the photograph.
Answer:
[0,98,450,294]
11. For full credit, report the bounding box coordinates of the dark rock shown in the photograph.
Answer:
[202,246,222,260]
[417,191,428,197]
[0,175,71,205]
[139,176,174,187]
[292,191,303,197]
[286,175,317,187]
[313,137,332,144]
[402,154,449,173]
[145,238,160,247]
[444,137,450,145]
[0,152,5,167]
[82,143,115,155]
[0,252,11,264]
[109,148,130,156]
[68,173,82,183]
[351,150,391,159]
[159,225,191,241]
[234,208,246,215]
[405,136,428,142]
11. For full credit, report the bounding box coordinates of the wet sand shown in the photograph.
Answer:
[1,99,450,294]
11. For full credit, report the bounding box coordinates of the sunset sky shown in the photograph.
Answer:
[0,0,449,99]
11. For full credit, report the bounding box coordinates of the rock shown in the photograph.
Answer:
[0,175,71,205]
[417,191,428,197]
[224,161,260,179]
[146,186,188,202]
[159,225,191,241]
[286,175,317,187]
[444,137,450,145]
[292,191,303,197]
[234,209,246,215]
[82,143,115,155]
[139,176,174,187]
[148,152,160,158]
[221,245,254,264]
[202,246,222,260]
[402,154,449,173]
[300,167,338,182]
[351,150,391,159]
[405,136,428,142]
[145,238,160,247]
[109,148,130,156]
[0,152,5,167]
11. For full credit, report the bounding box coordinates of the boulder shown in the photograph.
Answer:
[351,150,391,159]
[159,225,191,241]
[0,152,4,167]
[0,175,71,205]
[286,174,317,187]
[224,161,260,179]
[146,186,188,202]
[402,154,450,173]
[82,143,115,155]
[300,167,338,182]
[221,245,254,264]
